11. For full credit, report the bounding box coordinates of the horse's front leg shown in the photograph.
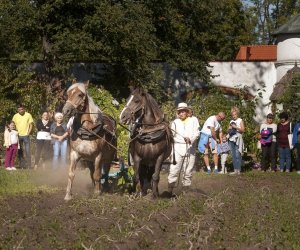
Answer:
[93,153,102,195]
[133,155,142,195]
[152,154,165,198]
[65,150,80,201]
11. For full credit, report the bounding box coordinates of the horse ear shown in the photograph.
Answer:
[72,79,77,84]
[84,80,89,89]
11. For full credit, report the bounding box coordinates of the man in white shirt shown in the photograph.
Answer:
[168,103,200,195]
[199,112,225,173]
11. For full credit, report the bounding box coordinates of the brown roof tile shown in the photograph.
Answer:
[235,45,277,61]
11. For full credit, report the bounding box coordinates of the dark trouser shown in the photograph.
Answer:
[18,136,31,169]
[34,139,52,165]
[261,142,277,171]
[296,143,300,171]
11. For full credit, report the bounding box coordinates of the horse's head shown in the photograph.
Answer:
[62,82,88,119]
[119,88,145,125]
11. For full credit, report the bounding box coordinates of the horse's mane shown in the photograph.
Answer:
[67,83,102,123]
[134,88,164,123]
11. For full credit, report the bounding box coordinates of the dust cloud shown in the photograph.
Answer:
[31,161,94,196]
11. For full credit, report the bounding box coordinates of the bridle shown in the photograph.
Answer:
[124,96,145,125]
[126,95,168,127]
[66,91,87,112]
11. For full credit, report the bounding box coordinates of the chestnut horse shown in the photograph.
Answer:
[119,88,173,197]
[62,82,117,200]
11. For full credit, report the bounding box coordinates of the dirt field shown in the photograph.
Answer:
[0,169,300,250]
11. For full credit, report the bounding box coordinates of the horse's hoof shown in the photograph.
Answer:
[64,194,72,201]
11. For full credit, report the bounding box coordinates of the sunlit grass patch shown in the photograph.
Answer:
[0,168,57,197]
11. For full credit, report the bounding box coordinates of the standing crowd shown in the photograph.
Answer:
[167,103,300,196]
[259,111,300,173]
[3,104,69,170]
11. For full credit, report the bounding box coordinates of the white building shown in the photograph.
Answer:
[207,14,300,122]
[273,14,300,81]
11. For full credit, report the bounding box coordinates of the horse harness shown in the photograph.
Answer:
[130,122,171,144]
[72,114,117,151]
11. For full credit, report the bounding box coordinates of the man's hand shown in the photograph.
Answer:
[184,137,191,144]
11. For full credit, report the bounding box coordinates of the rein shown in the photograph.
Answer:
[132,120,165,126]
[80,125,118,151]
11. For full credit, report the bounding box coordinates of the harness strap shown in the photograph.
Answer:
[80,126,118,151]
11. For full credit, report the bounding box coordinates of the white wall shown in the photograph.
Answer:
[276,35,300,80]
[209,61,277,122]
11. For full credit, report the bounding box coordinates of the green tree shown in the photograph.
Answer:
[0,0,256,127]
[246,0,300,44]
[0,0,254,79]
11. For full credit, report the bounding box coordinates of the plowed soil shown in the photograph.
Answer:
[1,169,300,249]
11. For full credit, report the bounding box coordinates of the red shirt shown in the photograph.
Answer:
[277,122,290,148]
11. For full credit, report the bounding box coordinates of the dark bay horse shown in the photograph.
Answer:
[62,82,117,200]
[119,88,173,197]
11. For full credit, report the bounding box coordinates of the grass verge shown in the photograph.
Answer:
[0,168,57,198]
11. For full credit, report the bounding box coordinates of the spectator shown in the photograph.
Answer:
[12,104,34,169]
[228,107,245,175]
[277,112,292,172]
[218,133,230,174]
[50,112,69,169]
[168,103,200,195]
[259,113,278,171]
[34,111,52,170]
[292,119,300,174]
[198,112,226,173]
[4,121,19,170]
